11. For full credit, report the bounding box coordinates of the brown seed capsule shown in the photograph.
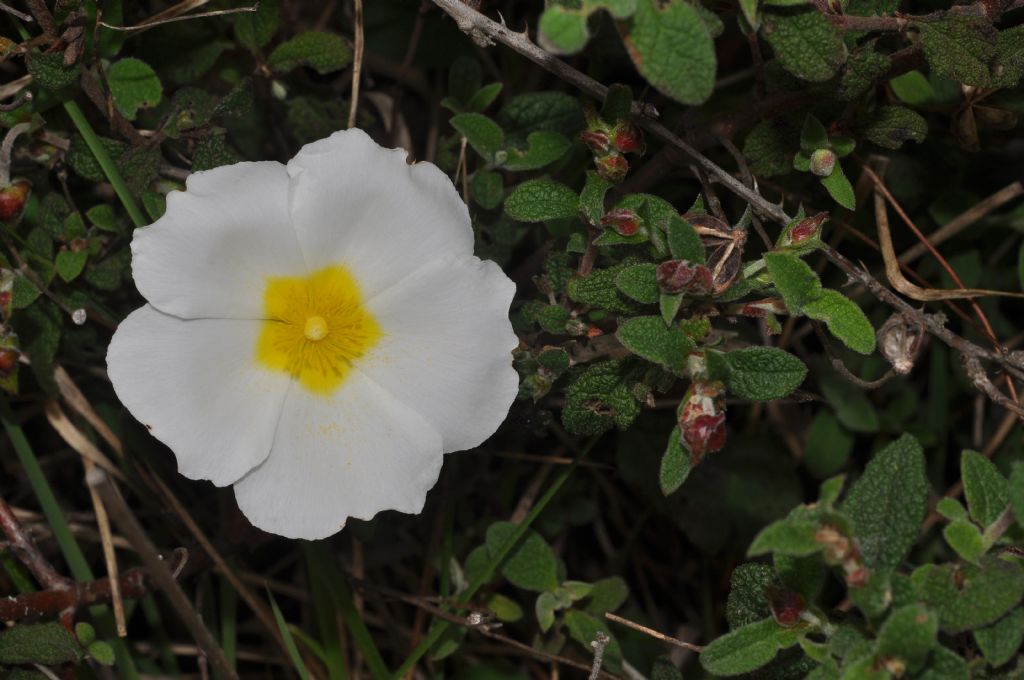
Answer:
[877,313,925,375]
[600,208,641,236]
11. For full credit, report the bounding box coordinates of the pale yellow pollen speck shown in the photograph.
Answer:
[256,265,381,394]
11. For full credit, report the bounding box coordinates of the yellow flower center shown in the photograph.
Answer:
[256,266,381,394]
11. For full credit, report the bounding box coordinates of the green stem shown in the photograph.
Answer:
[63,100,147,228]
[391,438,598,679]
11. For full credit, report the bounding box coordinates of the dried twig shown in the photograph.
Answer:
[0,568,147,621]
[97,4,257,31]
[605,612,704,653]
[963,356,1024,418]
[348,0,365,129]
[0,494,68,590]
[0,1,33,22]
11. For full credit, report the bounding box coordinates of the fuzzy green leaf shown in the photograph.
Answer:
[889,70,935,105]
[918,14,997,87]
[667,215,704,262]
[568,265,641,313]
[700,618,802,676]
[617,316,694,371]
[819,163,856,210]
[943,520,985,563]
[621,0,716,105]
[659,426,692,495]
[234,0,281,48]
[748,506,822,557]
[1010,463,1024,530]
[55,250,87,283]
[450,113,505,162]
[470,170,504,210]
[562,360,641,434]
[913,557,1024,633]
[106,58,163,120]
[720,347,807,401]
[761,8,847,82]
[0,622,82,665]
[841,434,928,571]
[726,563,775,629]
[25,52,80,91]
[497,92,584,147]
[973,607,1024,667]
[268,31,353,74]
[564,610,623,671]
[580,172,613,226]
[615,264,660,304]
[764,251,822,311]
[876,604,938,673]
[505,179,579,222]
[503,131,571,171]
[486,522,559,592]
[962,449,1010,527]
[803,289,876,354]
[860,106,928,149]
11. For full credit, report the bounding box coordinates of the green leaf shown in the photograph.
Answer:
[586,576,629,615]
[0,622,82,665]
[727,564,775,631]
[917,645,968,680]
[471,170,504,210]
[803,289,876,354]
[699,618,802,676]
[74,622,96,647]
[539,0,639,54]
[651,657,683,680]
[580,172,613,225]
[820,371,879,432]
[720,346,807,401]
[800,114,830,153]
[564,610,623,672]
[660,292,683,325]
[876,604,938,673]
[804,410,853,478]
[55,249,87,283]
[761,8,847,82]
[748,506,822,557]
[268,31,353,74]
[889,70,935,106]
[615,264,660,304]
[466,82,503,113]
[1010,463,1024,530]
[918,14,998,87]
[87,640,115,666]
[841,434,928,571]
[660,426,692,495]
[562,360,641,434]
[838,47,890,101]
[860,106,928,149]
[568,265,641,313]
[943,520,985,563]
[106,58,162,120]
[913,557,1024,633]
[937,498,969,521]
[450,113,505,162]
[503,131,571,171]
[616,316,694,371]
[819,163,856,210]
[25,52,81,91]
[667,215,704,262]
[973,607,1024,667]
[621,0,716,105]
[505,179,579,222]
[234,0,281,48]
[535,592,559,631]
[743,118,799,178]
[962,449,1010,527]
[192,134,241,172]
[267,590,311,680]
[86,204,121,233]
[764,251,822,311]
[497,92,584,147]
[485,522,559,592]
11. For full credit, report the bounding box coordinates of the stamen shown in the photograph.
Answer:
[304,316,328,341]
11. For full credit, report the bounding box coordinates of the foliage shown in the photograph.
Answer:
[2,0,1024,678]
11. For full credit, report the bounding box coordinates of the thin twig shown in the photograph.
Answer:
[348,0,365,128]
[0,1,32,22]
[813,323,895,389]
[605,613,704,652]
[87,468,239,680]
[0,494,68,590]
[899,181,1024,264]
[588,632,610,680]
[964,356,1024,418]
[0,568,147,621]
[97,4,257,31]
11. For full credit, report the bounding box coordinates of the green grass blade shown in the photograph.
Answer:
[304,546,351,680]
[391,437,599,679]
[267,589,311,680]
[304,542,389,680]
[219,575,238,673]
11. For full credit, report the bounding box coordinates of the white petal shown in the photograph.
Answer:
[106,305,290,486]
[359,255,518,453]
[286,128,473,299]
[233,370,444,540]
[132,161,308,319]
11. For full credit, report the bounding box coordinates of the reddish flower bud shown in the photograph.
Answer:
[0,348,18,376]
[678,380,726,465]
[656,260,713,295]
[767,586,806,627]
[0,179,31,223]
[600,208,642,236]
[809,149,837,177]
[845,567,870,589]
[778,212,828,248]
[580,130,610,154]
[595,154,628,183]
[611,123,643,154]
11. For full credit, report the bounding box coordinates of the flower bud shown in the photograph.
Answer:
[0,179,30,223]
[600,208,641,236]
[809,149,837,177]
[0,348,18,376]
[594,154,628,183]
[779,212,827,248]
[678,380,726,464]
[580,130,610,154]
[767,586,806,627]
[610,122,643,154]
[656,260,713,295]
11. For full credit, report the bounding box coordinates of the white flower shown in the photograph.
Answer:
[106,129,519,540]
